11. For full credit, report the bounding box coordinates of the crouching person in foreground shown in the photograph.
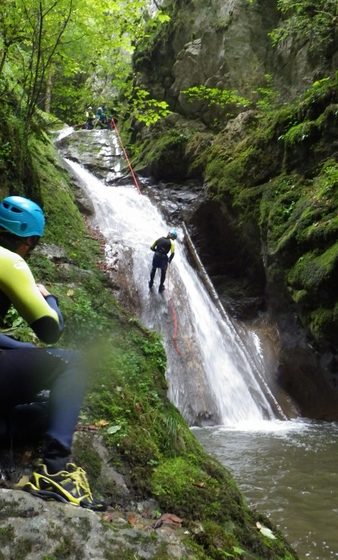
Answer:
[0,195,104,510]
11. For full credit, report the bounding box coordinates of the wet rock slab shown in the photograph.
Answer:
[57,129,128,185]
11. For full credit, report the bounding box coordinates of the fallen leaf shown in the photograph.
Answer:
[106,424,122,435]
[95,419,109,428]
[193,481,206,488]
[152,513,183,529]
[127,513,138,526]
[256,521,276,540]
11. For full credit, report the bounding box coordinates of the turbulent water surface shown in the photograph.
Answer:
[194,421,338,560]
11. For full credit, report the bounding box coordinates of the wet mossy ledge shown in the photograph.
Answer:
[0,109,298,559]
[125,74,338,358]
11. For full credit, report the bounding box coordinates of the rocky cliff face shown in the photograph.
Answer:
[135,0,338,116]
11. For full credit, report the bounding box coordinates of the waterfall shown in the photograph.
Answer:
[63,136,284,427]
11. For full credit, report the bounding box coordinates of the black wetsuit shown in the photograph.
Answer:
[149,236,175,291]
[0,246,86,473]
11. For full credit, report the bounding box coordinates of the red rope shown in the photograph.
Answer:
[166,266,181,355]
[168,298,181,355]
[110,117,180,355]
[111,118,141,194]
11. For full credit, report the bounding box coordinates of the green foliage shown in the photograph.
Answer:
[182,85,250,114]
[269,0,338,53]
[303,76,333,99]
[199,71,338,347]
[130,87,171,126]
[254,74,280,112]
[136,9,171,49]
[0,0,173,125]
[1,306,37,344]
[132,7,171,64]
[0,141,11,163]
[0,0,77,127]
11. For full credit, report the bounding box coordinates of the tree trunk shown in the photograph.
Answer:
[44,65,54,113]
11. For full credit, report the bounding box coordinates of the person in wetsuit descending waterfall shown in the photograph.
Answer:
[149,229,177,293]
[0,195,103,510]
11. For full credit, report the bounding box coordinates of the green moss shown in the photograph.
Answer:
[207,145,255,194]
[151,456,245,522]
[103,533,177,560]
[185,131,213,176]
[297,160,338,244]
[0,499,23,520]
[51,534,83,560]
[308,307,334,342]
[282,120,316,145]
[0,107,40,199]
[289,288,308,304]
[0,525,15,545]
[30,134,90,255]
[72,434,103,488]
[288,241,338,292]
[193,520,238,558]
[151,456,296,558]
[0,527,32,559]
[140,126,190,179]
[13,538,34,560]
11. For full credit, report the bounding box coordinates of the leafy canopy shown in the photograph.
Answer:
[0,0,171,126]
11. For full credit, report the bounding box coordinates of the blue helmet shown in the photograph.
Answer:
[168,228,177,240]
[0,196,45,237]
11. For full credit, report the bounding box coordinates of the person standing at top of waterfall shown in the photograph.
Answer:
[84,106,95,129]
[95,106,108,129]
[149,229,177,293]
[0,195,103,511]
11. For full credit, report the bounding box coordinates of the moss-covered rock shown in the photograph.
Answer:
[127,113,211,181]
[203,75,338,414]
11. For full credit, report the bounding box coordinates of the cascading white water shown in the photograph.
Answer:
[56,126,74,142]
[64,135,281,427]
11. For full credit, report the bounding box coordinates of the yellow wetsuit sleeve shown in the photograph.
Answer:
[170,240,175,256]
[0,248,59,326]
